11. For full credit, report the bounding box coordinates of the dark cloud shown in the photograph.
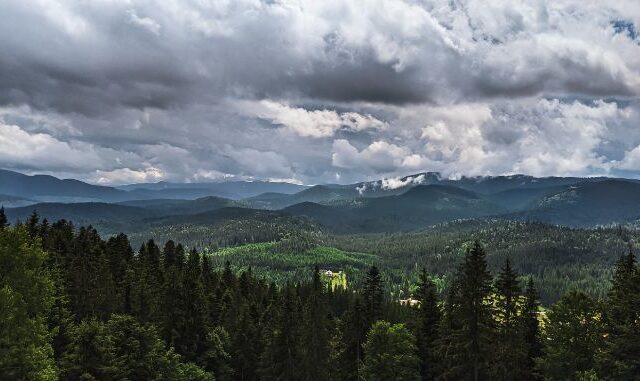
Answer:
[0,0,639,184]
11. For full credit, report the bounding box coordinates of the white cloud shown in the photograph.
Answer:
[381,174,427,190]
[126,9,161,36]
[92,167,164,185]
[332,139,430,173]
[0,123,106,170]
[239,100,386,138]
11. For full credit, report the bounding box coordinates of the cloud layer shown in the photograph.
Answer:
[1,0,639,184]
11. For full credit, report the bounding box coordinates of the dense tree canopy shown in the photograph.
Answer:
[1,215,638,380]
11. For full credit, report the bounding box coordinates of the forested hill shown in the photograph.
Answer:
[2,215,639,380]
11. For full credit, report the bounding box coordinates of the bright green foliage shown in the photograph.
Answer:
[0,226,57,380]
[202,326,233,380]
[537,290,603,380]
[362,321,420,381]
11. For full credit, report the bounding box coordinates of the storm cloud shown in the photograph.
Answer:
[1,0,640,184]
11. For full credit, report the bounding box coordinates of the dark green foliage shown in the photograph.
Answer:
[362,321,420,381]
[522,277,543,379]
[597,248,640,378]
[363,265,384,328]
[438,241,495,381]
[492,258,528,380]
[301,267,331,380]
[60,314,209,380]
[415,269,440,381]
[4,215,640,381]
[0,206,8,229]
[331,296,367,380]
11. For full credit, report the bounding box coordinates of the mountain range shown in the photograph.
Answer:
[3,168,640,233]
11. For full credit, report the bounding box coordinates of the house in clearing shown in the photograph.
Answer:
[320,269,347,290]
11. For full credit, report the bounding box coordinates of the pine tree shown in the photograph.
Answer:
[363,265,384,328]
[362,321,420,381]
[597,248,640,378]
[522,277,542,379]
[492,258,527,380]
[415,269,440,381]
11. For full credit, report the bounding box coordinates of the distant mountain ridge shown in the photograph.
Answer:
[4,168,640,234]
[0,169,307,204]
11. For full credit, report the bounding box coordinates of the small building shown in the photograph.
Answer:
[399,298,420,307]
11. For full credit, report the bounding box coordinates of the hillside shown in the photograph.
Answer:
[284,184,502,232]
[509,180,640,226]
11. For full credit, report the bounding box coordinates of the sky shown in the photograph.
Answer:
[1,0,640,185]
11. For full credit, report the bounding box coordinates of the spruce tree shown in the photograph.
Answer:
[492,258,527,380]
[0,206,8,229]
[332,296,367,380]
[26,211,39,238]
[439,241,494,381]
[363,265,384,328]
[415,268,440,381]
[301,266,330,380]
[177,249,209,364]
[597,248,640,378]
[522,277,542,379]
